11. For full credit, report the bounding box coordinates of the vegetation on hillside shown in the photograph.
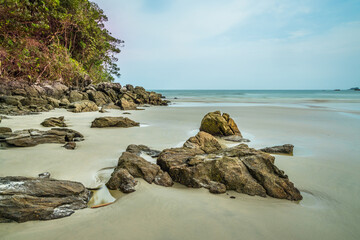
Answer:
[0,0,123,85]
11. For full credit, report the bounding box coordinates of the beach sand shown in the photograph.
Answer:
[1,105,360,240]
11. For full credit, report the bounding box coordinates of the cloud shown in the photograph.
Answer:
[94,0,360,89]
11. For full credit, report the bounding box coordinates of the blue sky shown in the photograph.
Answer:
[93,0,360,89]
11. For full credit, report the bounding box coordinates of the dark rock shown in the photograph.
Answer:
[123,112,131,115]
[126,144,161,158]
[259,144,294,155]
[91,117,139,128]
[200,111,242,137]
[0,176,91,223]
[38,172,51,178]
[41,116,67,127]
[230,196,236,199]
[63,142,76,150]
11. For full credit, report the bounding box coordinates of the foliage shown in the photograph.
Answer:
[0,0,123,85]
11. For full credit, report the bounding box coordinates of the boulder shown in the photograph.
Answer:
[118,97,137,110]
[87,90,110,106]
[91,117,139,128]
[200,111,242,137]
[259,144,294,155]
[68,90,84,103]
[68,100,98,113]
[106,150,174,193]
[157,135,302,201]
[4,128,84,147]
[0,176,91,223]
[41,116,67,127]
[106,168,137,193]
[0,127,12,134]
[183,131,223,153]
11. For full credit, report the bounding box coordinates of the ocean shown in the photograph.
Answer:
[155,89,360,111]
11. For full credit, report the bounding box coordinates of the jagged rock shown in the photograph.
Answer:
[106,150,174,193]
[99,107,107,113]
[200,111,242,137]
[63,142,76,150]
[68,100,98,113]
[157,135,302,201]
[46,97,60,108]
[0,176,91,223]
[4,128,84,147]
[41,116,67,127]
[126,144,161,158]
[38,172,51,178]
[183,131,223,153]
[87,90,111,106]
[260,144,294,155]
[91,117,139,128]
[106,168,137,193]
[60,98,71,107]
[222,135,250,142]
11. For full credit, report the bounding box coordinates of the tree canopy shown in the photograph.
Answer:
[0,0,123,85]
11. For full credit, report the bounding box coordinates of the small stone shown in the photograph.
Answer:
[230,196,236,199]
[63,142,76,150]
[38,172,51,178]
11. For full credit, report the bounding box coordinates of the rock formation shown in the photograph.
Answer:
[106,146,174,193]
[91,117,140,128]
[0,176,91,223]
[1,128,84,147]
[200,111,242,136]
[157,131,302,201]
[0,80,168,115]
[260,144,294,155]
[41,116,67,127]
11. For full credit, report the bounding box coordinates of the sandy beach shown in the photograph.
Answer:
[1,103,360,240]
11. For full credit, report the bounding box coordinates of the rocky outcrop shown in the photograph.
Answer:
[0,176,91,223]
[0,80,168,115]
[1,128,84,147]
[68,100,99,113]
[91,117,140,128]
[157,133,302,201]
[260,144,294,155]
[106,147,174,193]
[126,144,161,158]
[41,116,67,127]
[200,111,242,137]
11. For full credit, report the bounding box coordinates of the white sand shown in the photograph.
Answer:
[0,105,360,240]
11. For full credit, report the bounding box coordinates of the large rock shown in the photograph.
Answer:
[68,90,84,103]
[260,144,294,155]
[157,135,302,201]
[183,131,223,153]
[91,117,140,128]
[106,149,173,193]
[0,176,91,223]
[126,144,161,158]
[41,116,67,127]
[3,128,84,147]
[68,100,98,113]
[200,111,242,137]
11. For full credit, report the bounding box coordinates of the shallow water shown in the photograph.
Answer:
[0,102,360,240]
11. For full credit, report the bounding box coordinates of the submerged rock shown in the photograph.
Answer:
[260,144,294,155]
[91,117,140,128]
[0,176,91,223]
[200,111,242,137]
[222,135,250,143]
[3,128,84,147]
[157,134,302,201]
[41,116,67,127]
[106,148,174,193]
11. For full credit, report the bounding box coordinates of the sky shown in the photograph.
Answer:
[93,0,360,90]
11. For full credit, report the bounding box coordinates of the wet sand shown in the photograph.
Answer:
[1,105,360,240]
